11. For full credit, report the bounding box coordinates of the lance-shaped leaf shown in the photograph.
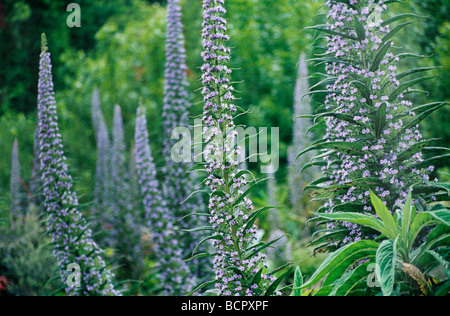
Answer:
[297,240,379,290]
[381,13,427,27]
[317,212,389,236]
[397,139,439,162]
[370,191,399,239]
[389,76,435,102]
[375,238,398,296]
[329,262,372,296]
[296,141,365,160]
[374,102,387,139]
[370,41,392,72]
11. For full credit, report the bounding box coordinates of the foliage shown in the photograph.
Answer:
[300,0,450,251]
[294,190,450,296]
[0,210,62,296]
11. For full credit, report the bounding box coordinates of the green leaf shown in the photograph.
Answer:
[296,141,365,160]
[291,267,303,296]
[396,67,440,80]
[243,205,281,233]
[316,212,389,237]
[183,252,215,263]
[402,189,415,248]
[186,280,217,296]
[397,139,439,162]
[370,191,399,239]
[408,213,442,248]
[329,262,372,296]
[424,181,450,195]
[354,18,366,41]
[401,103,449,133]
[412,225,450,265]
[426,250,450,279]
[374,102,387,139]
[265,268,292,296]
[389,76,435,102]
[191,235,223,256]
[305,25,358,41]
[315,112,362,125]
[297,240,379,290]
[233,178,269,207]
[304,176,332,190]
[245,235,285,260]
[381,13,427,27]
[375,238,398,296]
[351,80,371,102]
[382,21,416,44]
[370,41,392,72]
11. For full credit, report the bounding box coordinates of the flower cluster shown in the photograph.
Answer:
[9,138,23,227]
[38,34,120,296]
[134,105,193,295]
[108,104,144,279]
[307,0,437,245]
[161,0,209,281]
[91,89,112,226]
[200,0,277,296]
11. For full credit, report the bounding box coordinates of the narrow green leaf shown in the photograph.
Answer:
[305,26,358,41]
[186,280,217,296]
[297,240,379,290]
[389,76,435,102]
[316,212,389,237]
[396,66,440,80]
[374,102,387,139]
[370,41,392,72]
[233,178,269,207]
[381,13,427,27]
[245,235,285,260]
[402,189,414,248]
[329,262,372,296]
[382,21,415,44]
[265,269,292,296]
[370,191,399,239]
[291,267,303,296]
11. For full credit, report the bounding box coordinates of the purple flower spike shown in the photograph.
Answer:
[38,34,120,296]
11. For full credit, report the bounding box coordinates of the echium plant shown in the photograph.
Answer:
[161,0,209,280]
[299,0,449,250]
[197,0,288,296]
[294,190,450,296]
[109,104,144,279]
[91,89,112,218]
[134,105,193,295]
[38,34,120,296]
[9,138,24,228]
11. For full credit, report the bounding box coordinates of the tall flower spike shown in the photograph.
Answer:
[91,89,112,224]
[109,104,144,279]
[161,0,208,280]
[288,53,317,210]
[134,105,193,295]
[37,34,120,296]
[200,0,279,296]
[9,138,23,228]
[299,0,445,248]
